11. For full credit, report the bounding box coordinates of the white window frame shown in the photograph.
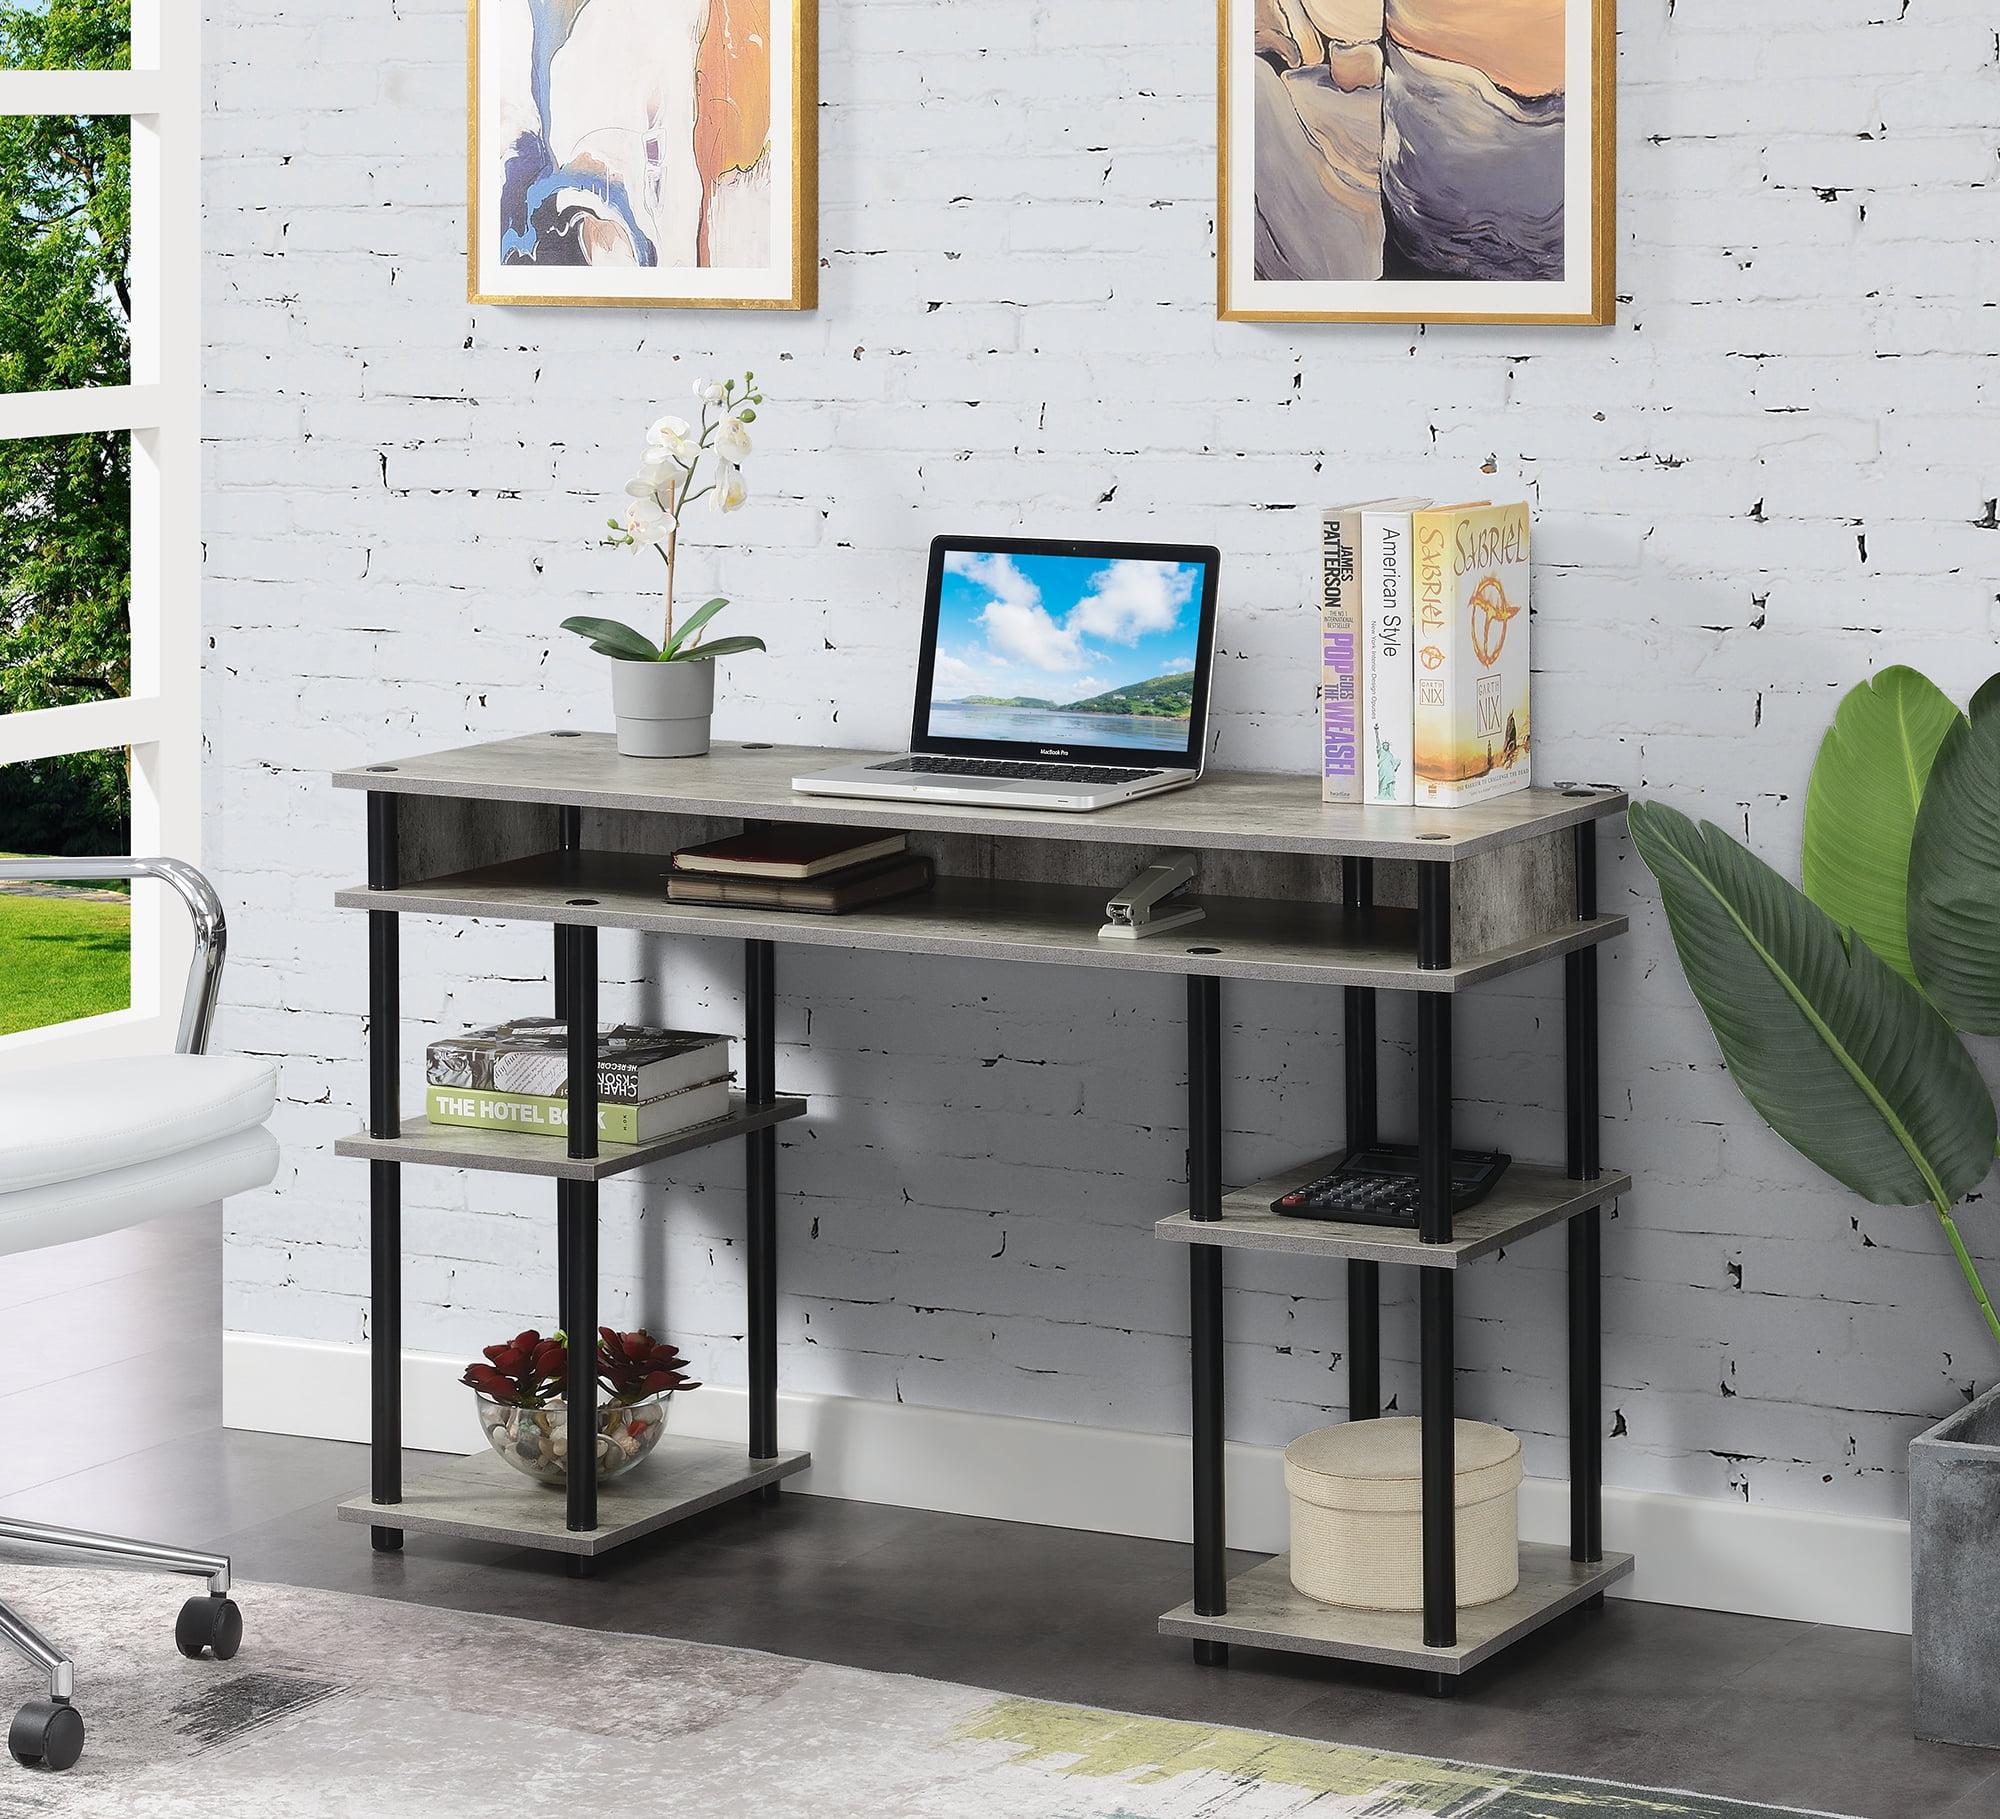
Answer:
[0,4,200,1064]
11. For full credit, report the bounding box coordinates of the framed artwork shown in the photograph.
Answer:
[1218,0,1615,325]
[468,0,817,310]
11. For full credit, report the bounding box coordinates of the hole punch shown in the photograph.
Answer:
[366,765,397,773]
[564,898,599,907]
[1186,945,1222,956]
[1417,833,1448,842]
[742,742,773,750]
[549,731,582,738]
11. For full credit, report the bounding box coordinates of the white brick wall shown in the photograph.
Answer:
[204,0,2000,1524]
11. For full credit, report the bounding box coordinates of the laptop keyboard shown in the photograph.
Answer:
[870,756,1158,786]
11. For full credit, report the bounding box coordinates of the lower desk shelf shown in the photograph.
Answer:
[1159,1545,1635,1674]
[335,1436,811,1557]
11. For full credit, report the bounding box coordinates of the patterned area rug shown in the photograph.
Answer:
[0,1567,1854,1818]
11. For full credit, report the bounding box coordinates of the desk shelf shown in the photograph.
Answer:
[334,1095,807,1182]
[1160,1548,1636,1675]
[1157,1157,1630,1269]
[337,851,1625,993]
[334,1439,811,1557]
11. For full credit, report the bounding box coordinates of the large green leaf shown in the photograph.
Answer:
[1800,667,1962,987]
[670,634,765,661]
[1910,673,2000,1034]
[559,615,659,661]
[1630,800,1996,1210]
[664,597,730,658]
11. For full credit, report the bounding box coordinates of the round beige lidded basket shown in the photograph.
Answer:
[1284,1417,1523,1611]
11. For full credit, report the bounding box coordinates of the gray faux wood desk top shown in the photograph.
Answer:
[334,733,1625,862]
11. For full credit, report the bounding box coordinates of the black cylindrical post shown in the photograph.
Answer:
[1416,861,1453,1246]
[365,793,402,1550]
[554,807,580,1015]
[1420,1269,1457,1648]
[1347,1261,1381,1423]
[564,925,598,1161]
[745,940,779,1463]
[1341,859,1382,1421]
[1341,857,1378,1151]
[1187,975,1227,1664]
[561,1180,600,1534]
[1567,821,1604,1564]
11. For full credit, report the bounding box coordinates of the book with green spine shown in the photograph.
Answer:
[425,1077,731,1145]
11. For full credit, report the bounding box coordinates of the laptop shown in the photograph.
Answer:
[793,534,1222,812]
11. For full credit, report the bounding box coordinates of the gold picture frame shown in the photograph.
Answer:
[1218,0,1615,326]
[467,0,818,310]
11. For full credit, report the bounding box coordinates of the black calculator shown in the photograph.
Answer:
[1270,1143,1511,1228]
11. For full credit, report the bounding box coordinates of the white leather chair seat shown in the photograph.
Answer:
[0,1125,278,1258]
[0,1055,276,1194]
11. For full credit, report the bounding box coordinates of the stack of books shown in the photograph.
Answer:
[1319,497,1532,809]
[666,825,932,913]
[425,1019,732,1145]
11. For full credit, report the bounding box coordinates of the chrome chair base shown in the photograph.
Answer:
[0,1517,239,1771]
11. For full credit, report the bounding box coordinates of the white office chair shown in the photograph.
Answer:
[0,857,277,1772]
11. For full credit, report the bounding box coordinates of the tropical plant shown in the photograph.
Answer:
[460,1326,701,1408]
[1630,666,2000,1354]
[559,373,768,665]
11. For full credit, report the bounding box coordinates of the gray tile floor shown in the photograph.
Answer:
[4,1210,1996,1818]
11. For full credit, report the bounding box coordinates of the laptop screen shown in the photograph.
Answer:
[912,537,1220,769]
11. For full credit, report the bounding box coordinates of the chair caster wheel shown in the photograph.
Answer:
[175,1594,243,1661]
[9,1697,84,1771]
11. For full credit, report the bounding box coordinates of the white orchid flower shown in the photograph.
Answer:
[646,414,697,463]
[716,414,753,464]
[635,447,677,489]
[695,378,727,404]
[625,492,676,547]
[713,461,748,513]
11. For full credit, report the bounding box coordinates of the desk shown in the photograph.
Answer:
[330,734,1631,1679]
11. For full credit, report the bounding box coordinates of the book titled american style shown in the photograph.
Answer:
[1412,501,1532,807]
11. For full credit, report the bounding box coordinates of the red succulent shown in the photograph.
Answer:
[461,1325,699,1409]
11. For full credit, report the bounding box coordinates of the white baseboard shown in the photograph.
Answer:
[223,1331,1911,1635]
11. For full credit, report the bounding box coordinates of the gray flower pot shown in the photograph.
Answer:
[1911,1381,2000,1747]
[610,656,714,758]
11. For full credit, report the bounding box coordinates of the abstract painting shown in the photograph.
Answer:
[469,0,816,309]
[1219,0,1613,323]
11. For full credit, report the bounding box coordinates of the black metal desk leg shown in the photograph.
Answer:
[1566,821,1604,1570]
[745,940,779,1473]
[559,1181,599,1539]
[560,923,599,1537]
[1420,1270,1457,1648]
[1187,975,1227,1665]
[366,791,402,1552]
[1341,859,1383,1424]
[1347,1263,1381,1423]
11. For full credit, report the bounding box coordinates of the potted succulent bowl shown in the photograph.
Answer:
[461,1325,700,1488]
[1630,666,2000,1747]
[561,373,769,758]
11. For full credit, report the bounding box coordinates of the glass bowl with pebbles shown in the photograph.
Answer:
[462,1326,699,1488]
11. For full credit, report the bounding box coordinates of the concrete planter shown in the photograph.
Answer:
[609,656,714,758]
[1911,1381,2000,1747]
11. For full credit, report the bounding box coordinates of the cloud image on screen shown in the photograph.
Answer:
[926,552,1205,754]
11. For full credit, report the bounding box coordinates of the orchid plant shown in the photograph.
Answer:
[559,373,768,665]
